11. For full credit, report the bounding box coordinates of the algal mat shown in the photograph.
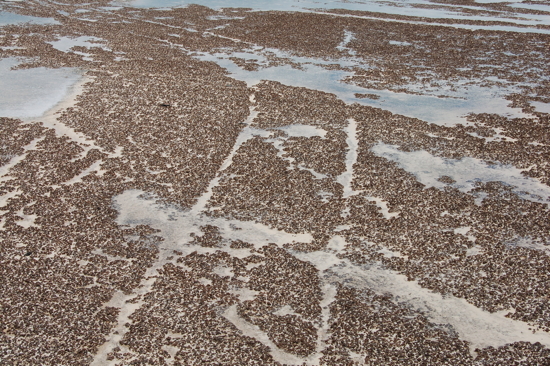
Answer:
[1,0,550,364]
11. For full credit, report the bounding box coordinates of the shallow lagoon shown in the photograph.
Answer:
[0,11,58,26]
[371,142,550,204]
[0,58,82,119]
[194,50,530,126]
[114,0,550,33]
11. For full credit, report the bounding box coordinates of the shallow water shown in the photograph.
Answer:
[47,36,111,61]
[194,50,530,126]
[0,58,82,119]
[114,0,550,33]
[0,11,58,26]
[532,100,550,114]
[371,142,550,203]
[48,36,110,53]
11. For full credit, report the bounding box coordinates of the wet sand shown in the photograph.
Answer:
[1,0,550,364]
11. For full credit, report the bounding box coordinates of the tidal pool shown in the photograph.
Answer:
[0,58,82,119]
[0,11,57,26]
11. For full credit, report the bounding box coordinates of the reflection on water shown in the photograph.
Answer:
[0,11,58,26]
[532,101,550,114]
[371,142,550,203]
[113,0,550,33]
[0,58,82,119]
[48,36,110,53]
[193,50,529,126]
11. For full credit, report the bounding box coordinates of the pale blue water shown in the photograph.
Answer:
[193,50,529,126]
[0,58,81,119]
[371,142,550,203]
[0,1,546,130]
[0,11,57,26]
[113,0,550,33]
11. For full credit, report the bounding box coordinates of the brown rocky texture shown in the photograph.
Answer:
[320,286,550,365]
[189,225,225,248]
[320,286,473,365]
[347,104,550,188]
[341,104,550,331]
[56,53,250,208]
[207,136,345,237]
[0,119,45,166]
[428,0,550,17]
[206,81,350,244]
[215,11,549,97]
[237,244,322,357]
[474,341,550,365]
[116,253,278,365]
[322,5,550,29]
[253,81,349,130]
[1,0,550,363]
[0,129,159,364]
[252,81,349,179]
[281,131,347,179]
[354,93,380,100]
[0,4,255,364]
[465,113,550,185]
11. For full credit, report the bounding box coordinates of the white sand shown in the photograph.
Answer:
[372,142,550,203]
